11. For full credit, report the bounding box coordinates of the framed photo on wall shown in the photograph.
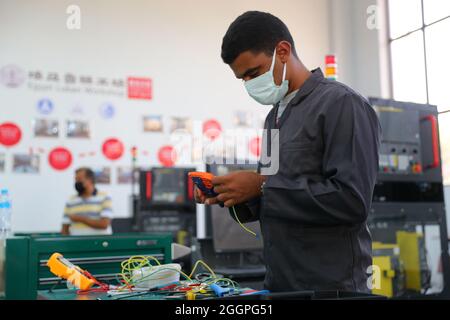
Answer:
[67,120,90,138]
[33,118,59,138]
[93,167,111,184]
[143,115,163,132]
[0,153,5,172]
[12,154,40,174]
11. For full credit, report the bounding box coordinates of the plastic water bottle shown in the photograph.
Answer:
[0,199,4,240]
[0,191,5,236]
[0,189,12,239]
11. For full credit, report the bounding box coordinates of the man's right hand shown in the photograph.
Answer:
[194,186,207,204]
[61,224,70,235]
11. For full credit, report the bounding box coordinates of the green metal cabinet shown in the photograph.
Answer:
[5,233,172,300]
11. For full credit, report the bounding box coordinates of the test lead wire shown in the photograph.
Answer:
[231,205,257,237]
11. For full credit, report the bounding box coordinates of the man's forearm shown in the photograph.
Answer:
[263,176,366,225]
[79,217,110,229]
[240,173,265,202]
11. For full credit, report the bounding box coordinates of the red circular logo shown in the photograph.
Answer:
[0,122,22,147]
[48,147,73,171]
[203,119,222,140]
[249,136,261,157]
[158,145,177,167]
[102,138,124,160]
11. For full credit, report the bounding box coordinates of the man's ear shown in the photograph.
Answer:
[276,41,292,64]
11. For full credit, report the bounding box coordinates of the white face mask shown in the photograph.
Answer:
[244,48,289,105]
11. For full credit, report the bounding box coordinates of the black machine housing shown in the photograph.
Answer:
[369,97,450,297]
[134,167,196,246]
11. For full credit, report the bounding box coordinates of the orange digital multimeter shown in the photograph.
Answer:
[188,172,218,197]
[46,253,96,290]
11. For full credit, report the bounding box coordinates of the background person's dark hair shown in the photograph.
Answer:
[76,167,95,184]
[221,11,298,65]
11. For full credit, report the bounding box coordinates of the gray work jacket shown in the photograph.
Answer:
[231,68,381,293]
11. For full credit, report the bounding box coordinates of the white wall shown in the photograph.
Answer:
[328,0,383,98]
[0,0,330,232]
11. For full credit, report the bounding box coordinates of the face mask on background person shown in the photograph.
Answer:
[244,48,289,105]
[75,182,85,195]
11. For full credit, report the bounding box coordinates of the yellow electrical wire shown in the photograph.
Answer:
[189,260,217,279]
[120,256,164,287]
[119,256,195,288]
[232,206,257,237]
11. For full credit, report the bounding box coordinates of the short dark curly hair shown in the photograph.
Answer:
[221,11,298,64]
[76,167,95,184]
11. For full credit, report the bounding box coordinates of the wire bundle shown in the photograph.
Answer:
[74,255,242,299]
[119,256,191,288]
[112,256,240,299]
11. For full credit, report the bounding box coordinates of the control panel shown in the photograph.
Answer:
[370,98,442,183]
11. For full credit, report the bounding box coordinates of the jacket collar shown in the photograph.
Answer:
[288,68,324,107]
[270,68,324,129]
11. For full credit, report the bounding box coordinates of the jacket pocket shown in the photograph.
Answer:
[279,143,320,177]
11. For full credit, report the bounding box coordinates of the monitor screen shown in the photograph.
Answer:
[207,162,264,253]
[152,168,187,204]
[139,167,194,207]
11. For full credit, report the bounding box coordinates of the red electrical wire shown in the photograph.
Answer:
[76,271,110,295]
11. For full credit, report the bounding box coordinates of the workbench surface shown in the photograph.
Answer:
[37,289,189,300]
